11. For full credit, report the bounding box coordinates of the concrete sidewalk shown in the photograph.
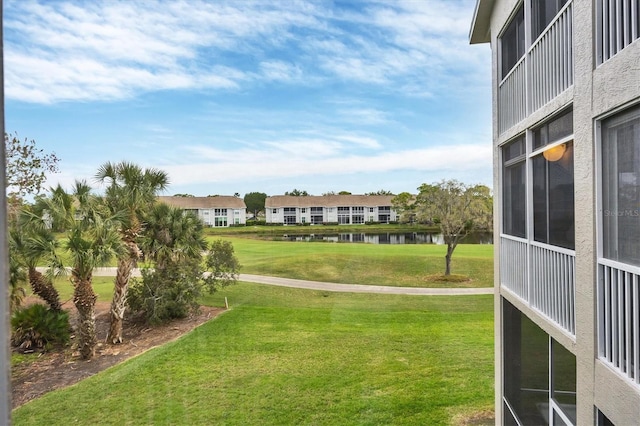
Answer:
[87,268,493,296]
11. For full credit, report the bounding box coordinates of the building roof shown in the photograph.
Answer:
[265,195,395,208]
[157,196,246,209]
[469,0,494,44]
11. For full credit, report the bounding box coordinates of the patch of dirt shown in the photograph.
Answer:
[451,409,495,425]
[423,274,473,284]
[11,299,225,409]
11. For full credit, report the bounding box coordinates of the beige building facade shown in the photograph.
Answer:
[265,195,398,225]
[157,196,247,227]
[471,0,639,424]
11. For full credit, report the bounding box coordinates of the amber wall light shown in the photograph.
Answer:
[542,143,566,162]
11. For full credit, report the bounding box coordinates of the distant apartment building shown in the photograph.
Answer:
[265,195,398,225]
[470,0,639,425]
[157,196,246,227]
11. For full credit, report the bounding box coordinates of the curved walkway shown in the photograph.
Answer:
[89,268,492,296]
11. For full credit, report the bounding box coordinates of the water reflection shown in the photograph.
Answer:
[283,232,493,244]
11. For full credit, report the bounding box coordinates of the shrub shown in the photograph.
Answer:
[11,304,70,352]
[127,259,203,325]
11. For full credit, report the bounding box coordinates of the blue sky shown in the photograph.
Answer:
[4,0,491,197]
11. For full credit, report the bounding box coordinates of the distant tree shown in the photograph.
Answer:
[338,191,352,195]
[285,189,309,196]
[322,191,336,196]
[233,192,240,197]
[207,194,219,197]
[173,193,194,197]
[414,180,492,276]
[244,192,267,218]
[5,132,60,199]
[391,192,416,224]
[366,189,394,195]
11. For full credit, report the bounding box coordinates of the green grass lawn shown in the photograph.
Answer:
[215,237,493,288]
[13,283,494,425]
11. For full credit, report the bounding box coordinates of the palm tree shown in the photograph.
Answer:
[45,181,124,359]
[95,161,169,344]
[9,224,63,312]
[139,202,207,270]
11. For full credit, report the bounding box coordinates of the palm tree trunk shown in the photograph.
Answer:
[107,257,134,344]
[73,276,97,360]
[28,267,62,311]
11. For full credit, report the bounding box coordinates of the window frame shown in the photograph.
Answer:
[499,2,526,81]
[597,103,640,269]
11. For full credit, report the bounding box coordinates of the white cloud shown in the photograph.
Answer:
[259,61,304,82]
[159,142,490,186]
[4,0,486,103]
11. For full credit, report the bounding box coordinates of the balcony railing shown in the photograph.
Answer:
[528,3,574,112]
[500,236,528,299]
[501,235,576,337]
[498,59,527,135]
[530,242,576,335]
[597,0,640,64]
[598,259,640,386]
[498,1,574,134]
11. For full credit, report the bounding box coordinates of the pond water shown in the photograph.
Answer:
[282,232,493,245]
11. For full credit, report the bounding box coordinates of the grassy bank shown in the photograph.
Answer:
[13,283,494,425]
[216,237,493,288]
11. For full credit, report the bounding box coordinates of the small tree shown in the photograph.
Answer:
[203,239,241,293]
[391,192,415,224]
[285,189,309,196]
[366,189,394,195]
[243,192,267,218]
[5,132,60,199]
[414,180,492,276]
[130,207,239,325]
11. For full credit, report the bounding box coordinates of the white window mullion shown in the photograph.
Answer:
[632,0,639,40]
[634,273,639,384]
[617,269,623,368]
[616,0,623,51]
[626,272,632,375]
[605,267,612,362]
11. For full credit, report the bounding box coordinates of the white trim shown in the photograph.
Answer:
[550,398,575,426]
[529,134,574,158]
[503,396,523,425]
[598,257,640,276]
[530,240,576,257]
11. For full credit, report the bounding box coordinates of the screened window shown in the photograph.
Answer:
[500,5,525,79]
[552,340,576,424]
[532,141,574,249]
[503,299,576,425]
[503,137,526,238]
[533,109,573,150]
[601,105,640,267]
[532,110,575,250]
[531,0,568,40]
